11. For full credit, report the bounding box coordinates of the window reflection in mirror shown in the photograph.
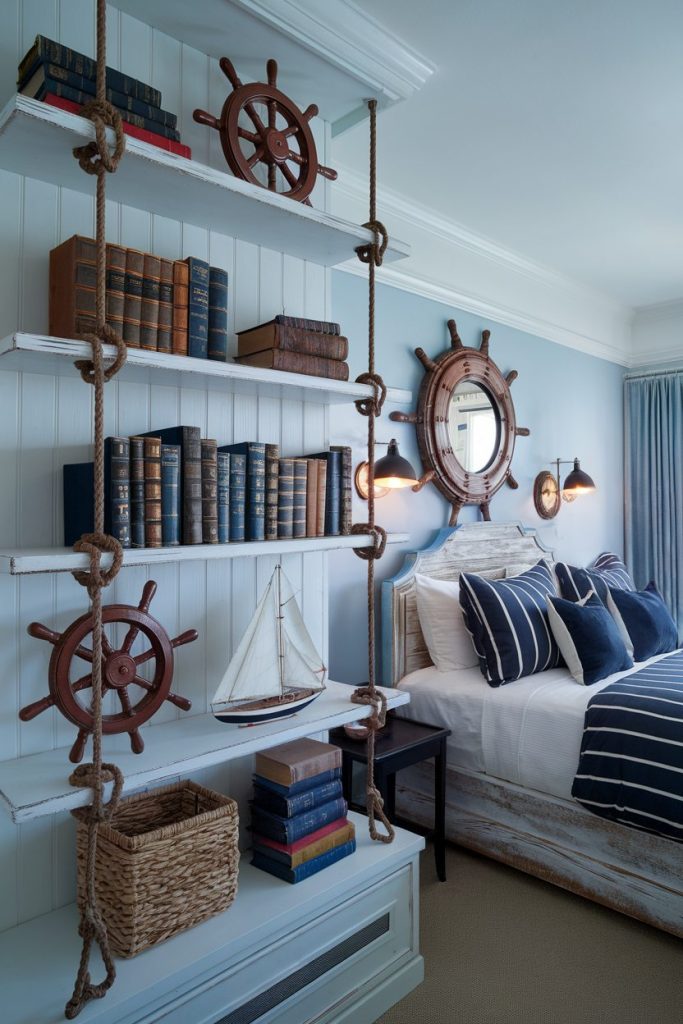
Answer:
[448,381,499,473]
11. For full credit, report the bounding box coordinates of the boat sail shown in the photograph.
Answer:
[211,565,326,724]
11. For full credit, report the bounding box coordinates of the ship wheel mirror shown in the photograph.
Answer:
[390,319,530,525]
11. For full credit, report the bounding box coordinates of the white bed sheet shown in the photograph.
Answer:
[395,652,674,800]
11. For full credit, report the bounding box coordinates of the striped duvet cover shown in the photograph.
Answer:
[573,650,683,842]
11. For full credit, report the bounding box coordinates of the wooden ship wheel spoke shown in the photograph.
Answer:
[19,580,197,763]
[193,56,337,205]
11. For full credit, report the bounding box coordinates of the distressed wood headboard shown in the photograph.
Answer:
[380,522,555,686]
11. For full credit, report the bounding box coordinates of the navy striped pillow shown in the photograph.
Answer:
[459,561,563,686]
[556,552,635,603]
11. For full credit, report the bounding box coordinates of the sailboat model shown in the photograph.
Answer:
[211,565,326,725]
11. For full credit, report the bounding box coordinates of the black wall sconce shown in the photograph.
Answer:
[533,458,596,519]
[354,439,422,500]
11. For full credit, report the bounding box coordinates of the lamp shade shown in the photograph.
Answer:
[373,439,418,489]
[562,458,596,495]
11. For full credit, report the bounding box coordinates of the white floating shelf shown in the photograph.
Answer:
[0,333,413,405]
[0,812,423,1024]
[0,96,410,267]
[0,682,409,823]
[0,532,409,576]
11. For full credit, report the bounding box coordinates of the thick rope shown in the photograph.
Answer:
[65,1,127,1017]
[351,99,394,844]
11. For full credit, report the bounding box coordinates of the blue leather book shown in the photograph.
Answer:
[220,442,266,541]
[208,267,228,362]
[277,458,294,539]
[250,797,348,845]
[129,436,145,547]
[160,444,180,546]
[22,61,177,128]
[30,79,182,141]
[253,768,342,797]
[253,779,343,818]
[308,451,342,535]
[217,451,230,543]
[251,839,356,883]
[292,459,307,539]
[63,437,130,547]
[18,35,163,107]
[227,451,246,542]
[141,426,202,545]
[184,257,210,359]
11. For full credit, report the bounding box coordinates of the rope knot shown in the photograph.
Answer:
[352,523,387,561]
[356,220,388,267]
[72,532,124,592]
[350,684,388,730]
[354,371,386,417]
[75,325,127,385]
[73,99,125,176]
[70,762,124,820]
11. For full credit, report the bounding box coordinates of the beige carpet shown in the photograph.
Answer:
[378,843,683,1024]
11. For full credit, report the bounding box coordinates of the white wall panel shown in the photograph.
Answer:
[0,1,332,929]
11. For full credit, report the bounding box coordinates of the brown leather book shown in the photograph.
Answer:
[172,259,189,356]
[254,738,342,787]
[305,458,318,538]
[105,243,126,340]
[49,234,97,339]
[315,461,327,537]
[237,321,349,361]
[157,258,173,353]
[123,248,144,348]
[201,438,218,544]
[143,435,162,547]
[292,459,307,539]
[235,349,349,381]
[140,253,161,351]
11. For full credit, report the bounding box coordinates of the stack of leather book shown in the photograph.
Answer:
[234,315,350,381]
[17,34,191,158]
[250,739,355,884]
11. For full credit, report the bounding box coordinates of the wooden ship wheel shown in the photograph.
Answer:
[193,57,337,205]
[390,320,530,525]
[19,581,197,763]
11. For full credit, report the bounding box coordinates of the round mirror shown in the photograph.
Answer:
[448,380,500,473]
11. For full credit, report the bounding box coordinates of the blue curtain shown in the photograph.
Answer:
[625,372,683,629]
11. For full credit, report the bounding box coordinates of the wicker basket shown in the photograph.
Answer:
[73,780,239,957]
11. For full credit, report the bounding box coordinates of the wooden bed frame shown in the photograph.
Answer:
[381,522,683,938]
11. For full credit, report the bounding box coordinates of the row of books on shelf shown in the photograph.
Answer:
[250,739,355,885]
[18,34,191,158]
[63,429,353,549]
[50,234,351,381]
[50,235,227,360]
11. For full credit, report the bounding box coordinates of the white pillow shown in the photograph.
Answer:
[414,573,479,672]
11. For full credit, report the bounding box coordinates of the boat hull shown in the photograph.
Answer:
[212,689,323,725]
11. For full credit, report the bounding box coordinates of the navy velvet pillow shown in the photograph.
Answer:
[555,552,635,603]
[546,591,633,685]
[607,582,679,662]
[459,560,562,687]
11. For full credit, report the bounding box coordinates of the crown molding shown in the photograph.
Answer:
[332,164,632,366]
[232,0,435,131]
[630,300,683,368]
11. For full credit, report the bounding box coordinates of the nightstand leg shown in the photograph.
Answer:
[435,743,447,881]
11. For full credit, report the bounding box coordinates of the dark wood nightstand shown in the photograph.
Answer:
[329,714,451,881]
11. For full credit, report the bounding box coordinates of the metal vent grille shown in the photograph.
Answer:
[215,912,390,1024]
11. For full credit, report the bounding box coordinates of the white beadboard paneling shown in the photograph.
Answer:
[0,0,340,931]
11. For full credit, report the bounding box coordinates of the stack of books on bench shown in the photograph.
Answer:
[235,315,350,381]
[18,35,191,158]
[250,739,356,884]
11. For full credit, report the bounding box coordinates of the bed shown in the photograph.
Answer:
[381,521,683,937]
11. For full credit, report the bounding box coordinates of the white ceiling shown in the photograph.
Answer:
[333,0,683,309]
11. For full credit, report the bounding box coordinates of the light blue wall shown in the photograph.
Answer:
[328,270,627,683]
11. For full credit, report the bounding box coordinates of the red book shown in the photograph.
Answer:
[42,94,192,159]
[254,817,348,856]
